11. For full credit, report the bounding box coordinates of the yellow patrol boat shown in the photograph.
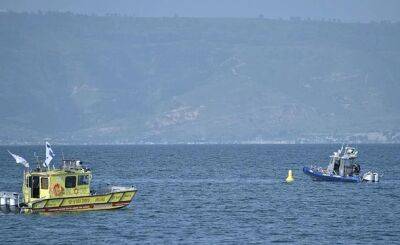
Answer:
[4,143,137,213]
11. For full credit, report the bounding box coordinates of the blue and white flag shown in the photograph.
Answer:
[8,151,29,168]
[44,141,55,167]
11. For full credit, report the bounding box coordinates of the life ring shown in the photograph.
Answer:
[73,188,79,194]
[51,183,64,196]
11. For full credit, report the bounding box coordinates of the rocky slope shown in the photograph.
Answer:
[1,13,399,143]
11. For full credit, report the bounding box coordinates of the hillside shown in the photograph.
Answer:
[1,12,400,144]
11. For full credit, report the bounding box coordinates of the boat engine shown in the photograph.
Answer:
[363,172,379,182]
[0,192,21,213]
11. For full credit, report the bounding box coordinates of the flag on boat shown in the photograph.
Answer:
[8,150,29,168]
[44,141,55,167]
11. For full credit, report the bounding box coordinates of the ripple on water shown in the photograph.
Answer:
[0,144,399,244]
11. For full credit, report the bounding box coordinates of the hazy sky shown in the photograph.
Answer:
[1,0,399,22]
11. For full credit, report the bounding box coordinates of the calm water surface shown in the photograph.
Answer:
[0,144,399,244]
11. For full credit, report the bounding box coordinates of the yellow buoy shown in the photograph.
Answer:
[286,169,294,183]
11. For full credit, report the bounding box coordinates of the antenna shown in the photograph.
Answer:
[34,152,40,170]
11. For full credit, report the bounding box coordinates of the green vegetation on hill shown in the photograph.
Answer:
[1,12,400,144]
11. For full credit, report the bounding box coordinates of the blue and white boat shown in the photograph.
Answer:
[303,146,378,183]
[303,166,361,182]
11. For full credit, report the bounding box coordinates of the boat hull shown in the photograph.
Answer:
[22,189,137,213]
[303,167,360,183]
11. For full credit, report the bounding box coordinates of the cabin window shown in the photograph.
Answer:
[41,177,49,189]
[32,176,40,198]
[78,175,89,185]
[65,176,76,188]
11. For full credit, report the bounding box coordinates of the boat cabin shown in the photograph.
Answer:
[22,160,92,203]
[327,147,360,176]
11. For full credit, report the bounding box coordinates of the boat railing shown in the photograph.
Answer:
[310,165,330,175]
[90,183,137,195]
[90,183,112,195]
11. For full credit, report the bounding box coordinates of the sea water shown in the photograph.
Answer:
[0,144,399,244]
